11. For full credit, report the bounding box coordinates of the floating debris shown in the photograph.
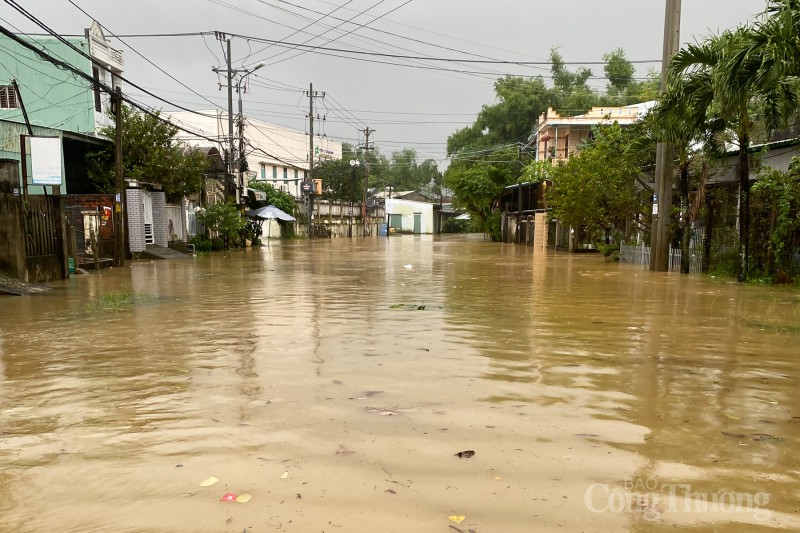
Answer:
[454,450,475,459]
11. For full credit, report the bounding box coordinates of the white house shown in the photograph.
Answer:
[166,111,342,197]
[385,198,434,234]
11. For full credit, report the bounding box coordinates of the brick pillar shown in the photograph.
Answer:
[534,212,548,250]
[126,188,145,253]
[151,190,168,247]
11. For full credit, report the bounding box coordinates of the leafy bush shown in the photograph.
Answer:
[190,235,212,253]
[442,217,471,233]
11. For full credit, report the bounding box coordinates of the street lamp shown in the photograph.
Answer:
[236,62,264,207]
[349,159,360,238]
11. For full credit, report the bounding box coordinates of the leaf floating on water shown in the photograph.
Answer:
[200,476,219,487]
[448,515,466,525]
[721,431,746,439]
[235,493,252,503]
[385,489,397,494]
[725,413,741,421]
[280,471,289,479]
[454,450,475,459]
[220,492,237,502]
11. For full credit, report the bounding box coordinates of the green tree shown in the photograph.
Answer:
[545,123,643,242]
[87,105,209,201]
[197,201,245,251]
[313,144,366,201]
[444,146,519,239]
[668,23,799,280]
[604,48,635,94]
[247,180,296,216]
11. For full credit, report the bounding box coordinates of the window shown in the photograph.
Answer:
[294,169,298,181]
[0,85,19,109]
[260,163,266,180]
[272,166,277,180]
[283,167,288,180]
[92,67,102,112]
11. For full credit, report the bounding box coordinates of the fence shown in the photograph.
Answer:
[620,243,703,274]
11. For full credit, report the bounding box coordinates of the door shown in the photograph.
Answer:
[413,213,422,234]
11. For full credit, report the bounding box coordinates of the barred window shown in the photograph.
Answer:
[0,85,19,109]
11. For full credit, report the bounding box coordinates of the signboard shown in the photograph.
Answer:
[29,137,63,186]
[301,180,313,194]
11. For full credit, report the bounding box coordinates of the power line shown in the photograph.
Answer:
[3,0,219,119]
[66,0,223,111]
[0,22,222,145]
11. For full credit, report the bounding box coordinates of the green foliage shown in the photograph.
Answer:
[545,124,643,238]
[442,217,471,234]
[189,235,212,253]
[247,180,296,215]
[87,105,209,201]
[444,146,519,239]
[445,47,653,239]
[750,161,800,278]
[196,201,245,250]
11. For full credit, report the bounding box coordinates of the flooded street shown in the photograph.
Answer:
[0,235,798,532]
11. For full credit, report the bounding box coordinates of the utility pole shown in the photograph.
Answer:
[212,33,236,202]
[114,86,125,266]
[650,0,682,271]
[306,83,325,237]
[359,127,374,235]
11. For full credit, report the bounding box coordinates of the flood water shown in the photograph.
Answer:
[0,235,798,533]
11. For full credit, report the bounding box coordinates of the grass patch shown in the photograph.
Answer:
[88,289,151,312]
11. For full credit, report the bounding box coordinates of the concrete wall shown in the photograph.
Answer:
[0,36,95,134]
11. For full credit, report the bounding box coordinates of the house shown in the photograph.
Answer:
[0,22,126,280]
[385,198,434,234]
[533,102,654,162]
[166,111,342,198]
[496,102,655,249]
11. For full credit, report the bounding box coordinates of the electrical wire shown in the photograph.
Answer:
[66,0,222,112]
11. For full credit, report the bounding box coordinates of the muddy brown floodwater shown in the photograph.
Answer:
[0,235,798,533]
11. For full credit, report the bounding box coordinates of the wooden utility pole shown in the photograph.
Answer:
[650,0,682,271]
[114,86,125,266]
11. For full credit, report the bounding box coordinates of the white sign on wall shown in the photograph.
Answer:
[30,136,63,186]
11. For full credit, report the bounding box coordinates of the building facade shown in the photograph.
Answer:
[167,111,342,197]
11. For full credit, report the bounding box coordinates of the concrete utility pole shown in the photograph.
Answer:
[114,86,125,266]
[211,33,236,202]
[650,0,682,271]
[359,127,374,235]
[306,83,325,238]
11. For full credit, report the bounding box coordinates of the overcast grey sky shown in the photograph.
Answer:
[3,0,767,166]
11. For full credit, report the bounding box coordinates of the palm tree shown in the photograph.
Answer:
[654,65,725,273]
[667,23,799,281]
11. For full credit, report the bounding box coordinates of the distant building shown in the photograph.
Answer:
[166,111,342,197]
